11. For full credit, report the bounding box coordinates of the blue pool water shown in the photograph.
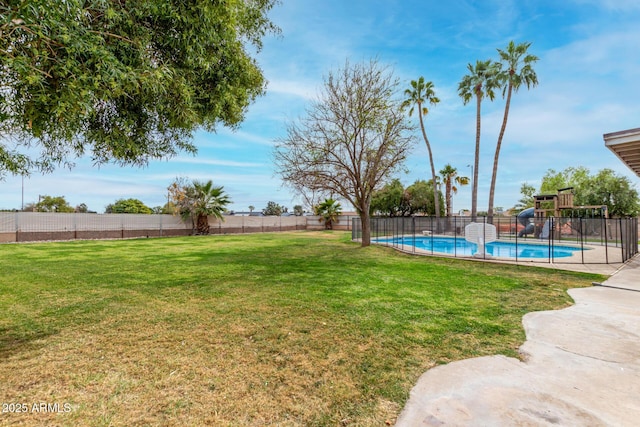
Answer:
[377,236,585,259]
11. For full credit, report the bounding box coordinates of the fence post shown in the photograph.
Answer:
[552,217,556,264]
[430,216,434,255]
[515,215,518,263]
[603,217,609,264]
[580,217,584,264]
[542,217,553,264]
[483,216,487,259]
[454,216,457,257]
[412,216,415,254]
[619,218,623,263]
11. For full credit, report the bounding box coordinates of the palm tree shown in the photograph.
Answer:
[315,198,342,230]
[458,60,501,222]
[487,41,539,223]
[402,77,441,222]
[439,164,470,217]
[183,180,231,234]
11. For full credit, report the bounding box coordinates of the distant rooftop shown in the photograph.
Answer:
[603,127,640,178]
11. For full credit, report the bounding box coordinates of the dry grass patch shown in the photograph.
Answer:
[0,232,603,426]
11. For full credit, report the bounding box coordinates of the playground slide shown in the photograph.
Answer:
[519,223,534,237]
[517,207,535,237]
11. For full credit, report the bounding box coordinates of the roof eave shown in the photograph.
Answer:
[603,128,640,178]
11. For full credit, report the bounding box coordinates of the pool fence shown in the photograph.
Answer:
[352,216,639,265]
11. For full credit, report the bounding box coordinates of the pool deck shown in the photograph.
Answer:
[395,253,640,426]
[379,235,628,276]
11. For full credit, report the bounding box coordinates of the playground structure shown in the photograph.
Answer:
[518,187,609,238]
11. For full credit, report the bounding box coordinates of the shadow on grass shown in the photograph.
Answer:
[0,326,59,359]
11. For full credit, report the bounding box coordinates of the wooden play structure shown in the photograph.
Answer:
[517,187,610,239]
[533,187,608,219]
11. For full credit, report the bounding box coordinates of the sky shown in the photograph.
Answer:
[2,0,640,213]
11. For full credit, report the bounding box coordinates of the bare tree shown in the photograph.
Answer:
[291,183,333,213]
[274,59,416,246]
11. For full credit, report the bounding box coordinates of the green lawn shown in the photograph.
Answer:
[0,232,604,426]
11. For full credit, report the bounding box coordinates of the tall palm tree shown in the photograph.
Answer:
[183,180,231,234]
[439,164,470,217]
[402,76,441,221]
[458,59,501,222]
[487,41,539,222]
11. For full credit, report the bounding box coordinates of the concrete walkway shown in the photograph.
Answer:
[396,254,640,426]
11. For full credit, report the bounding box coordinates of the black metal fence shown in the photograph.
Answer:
[352,216,639,265]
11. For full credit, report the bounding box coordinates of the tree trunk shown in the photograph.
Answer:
[360,211,371,247]
[472,91,482,222]
[446,179,452,217]
[445,179,452,232]
[196,214,210,234]
[418,102,440,221]
[488,83,513,224]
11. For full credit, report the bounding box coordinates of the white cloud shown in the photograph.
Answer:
[266,79,318,100]
[573,0,640,12]
[172,156,265,168]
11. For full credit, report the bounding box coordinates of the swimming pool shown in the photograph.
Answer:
[376,236,586,259]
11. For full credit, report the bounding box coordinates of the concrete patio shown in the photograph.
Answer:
[396,254,640,426]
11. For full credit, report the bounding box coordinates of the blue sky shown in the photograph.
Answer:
[2,0,640,213]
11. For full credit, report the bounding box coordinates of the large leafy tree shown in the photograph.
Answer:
[274,59,416,247]
[370,178,409,217]
[34,195,74,212]
[0,0,279,178]
[75,203,89,213]
[439,164,469,217]
[539,167,590,195]
[402,77,441,221]
[458,59,500,221]
[583,169,639,217]
[105,198,152,214]
[262,201,286,216]
[406,179,443,216]
[487,41,538,222]
[370,179,443,217]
